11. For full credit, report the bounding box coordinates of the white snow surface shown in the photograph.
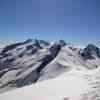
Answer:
[38,46,100,81]
[0,68,100,100]
[0,40,100,99]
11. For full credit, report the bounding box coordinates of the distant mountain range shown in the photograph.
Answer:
[0,39,100,93]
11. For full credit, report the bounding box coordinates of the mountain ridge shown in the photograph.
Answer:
[0,39,100,93]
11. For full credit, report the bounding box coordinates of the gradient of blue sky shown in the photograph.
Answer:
[0,0,100,45]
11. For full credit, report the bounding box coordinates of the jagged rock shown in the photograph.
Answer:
[80,44,100,60]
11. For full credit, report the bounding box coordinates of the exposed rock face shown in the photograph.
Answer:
[80,44,100,60]
[0,39,66,92]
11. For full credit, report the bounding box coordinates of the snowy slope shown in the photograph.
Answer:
[0,39,65,93]
[38,44,100,81]
[0,39,100,94]
[0,68,100,100]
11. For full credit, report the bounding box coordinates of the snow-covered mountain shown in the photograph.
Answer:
[0,67,100,100]
[0,39,100,95]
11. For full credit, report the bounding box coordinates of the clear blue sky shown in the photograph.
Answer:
[0,0,100,45]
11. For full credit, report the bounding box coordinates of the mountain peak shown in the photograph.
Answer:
[80,44,100,60]
[24,39,33,43]
[58,40,66,46]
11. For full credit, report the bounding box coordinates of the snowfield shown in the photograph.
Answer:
[0,68,100,100]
